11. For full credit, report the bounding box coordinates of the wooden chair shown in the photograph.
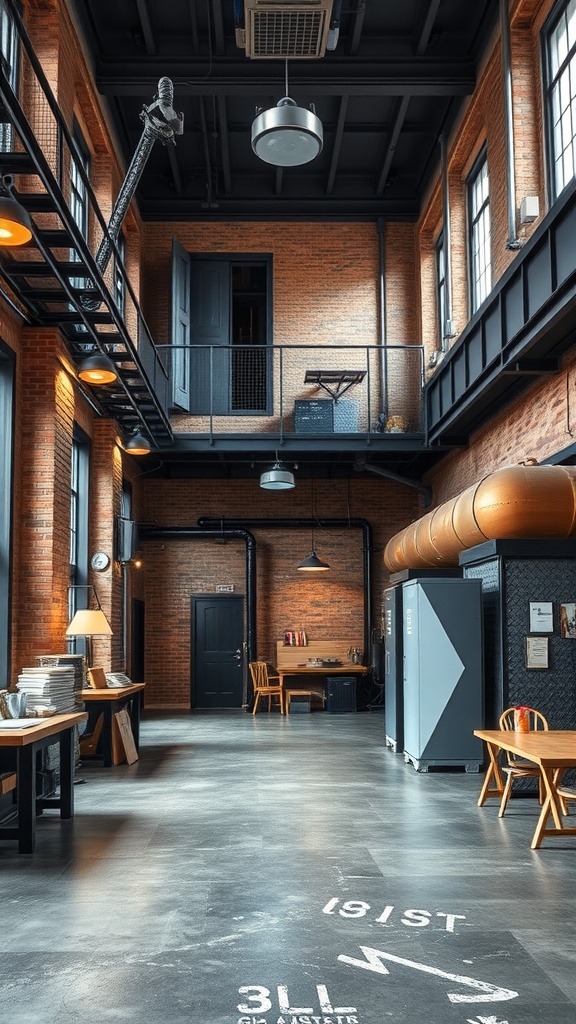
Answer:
[556,783,576,817]
[498,706,549,817]
[249,662,284,716]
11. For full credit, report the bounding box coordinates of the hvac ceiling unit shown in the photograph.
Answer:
[241,0,334,59]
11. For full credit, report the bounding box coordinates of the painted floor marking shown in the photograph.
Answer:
[337,946,519,1004]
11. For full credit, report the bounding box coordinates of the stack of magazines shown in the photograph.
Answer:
[17,666,76,714]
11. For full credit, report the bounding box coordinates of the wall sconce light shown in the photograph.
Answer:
[251,61,323,167]
[77,352,118,385]
[124,431,152,456]
[0,175,33,246]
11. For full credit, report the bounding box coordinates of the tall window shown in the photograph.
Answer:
[0,340,14,688]
[69,428,90,638]
[544,0,576,199]
[0,0,18,153]
[435,231,447,350]
[69,120,90,311]
[467,151,492,314]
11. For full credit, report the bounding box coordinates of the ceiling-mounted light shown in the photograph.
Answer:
[77,352,118,385]
[124,431,152,456]
[0,175,33,246]
[260,460,295,490]
[251,61,323,167]
[297,549,330,572]
[297,471,330,571]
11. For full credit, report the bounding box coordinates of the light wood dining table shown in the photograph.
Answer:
[474,729,576,849]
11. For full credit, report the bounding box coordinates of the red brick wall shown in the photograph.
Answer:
[139,476,421,706]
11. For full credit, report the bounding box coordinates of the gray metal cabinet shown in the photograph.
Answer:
[402,578,483,772]
[384,583,404,752]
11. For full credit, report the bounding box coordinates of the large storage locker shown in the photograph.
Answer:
[402,577,483,772]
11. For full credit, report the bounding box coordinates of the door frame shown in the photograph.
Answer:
[190,593,247,709]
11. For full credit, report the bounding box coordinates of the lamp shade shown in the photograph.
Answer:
[297,549,330,572]
[252,97,323,167]
[125,432,152,456]
[66,608,113,637]
[0,195,33,245]
[78,353,118,385]
[260,461,295,490]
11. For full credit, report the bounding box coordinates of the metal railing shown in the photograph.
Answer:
[160,342,425,441]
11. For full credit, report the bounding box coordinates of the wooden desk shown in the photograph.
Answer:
[0,712,87,853]
[474,729,576,849]
[80,684,145,766]
[277,664,368,686]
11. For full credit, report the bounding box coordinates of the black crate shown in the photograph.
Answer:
[326,677,357,713]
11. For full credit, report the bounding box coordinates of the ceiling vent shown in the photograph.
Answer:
[243,0,334,59]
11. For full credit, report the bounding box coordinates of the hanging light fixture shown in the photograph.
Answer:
[297,549,330,572]
[297,471,330,571]
[77,352,118,385]
[260,452,295,490]
[252,61,323,167]
[124,431,152,456]
[0,175,33,246]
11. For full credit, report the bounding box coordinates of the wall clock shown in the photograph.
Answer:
[91,551,111,572]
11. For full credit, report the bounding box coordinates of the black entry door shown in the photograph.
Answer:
[191,595,245,708]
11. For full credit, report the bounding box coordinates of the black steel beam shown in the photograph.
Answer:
[94,59,477,97]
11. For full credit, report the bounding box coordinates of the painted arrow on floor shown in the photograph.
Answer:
[337,946,519,1004]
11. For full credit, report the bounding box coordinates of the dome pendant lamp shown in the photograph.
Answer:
[124,431,152,456]
[260,453,295,490]
[252,61,323,168]
[77,352,118,385]
[0,175,33,246]
[297,472,330,571]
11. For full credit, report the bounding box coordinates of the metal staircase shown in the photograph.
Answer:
[0,0,173,447]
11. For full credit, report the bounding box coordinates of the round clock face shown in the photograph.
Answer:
[91,551,110,572]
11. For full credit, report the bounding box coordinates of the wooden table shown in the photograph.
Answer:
[474,729,576,849]
[276,664,368,714]
[80,684,145,766]
[0,711,87,853]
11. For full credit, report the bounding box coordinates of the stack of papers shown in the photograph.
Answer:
[17,666,76,714]
[0,718,45,729]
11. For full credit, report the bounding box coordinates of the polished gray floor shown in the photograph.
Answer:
[1,710,576,1024]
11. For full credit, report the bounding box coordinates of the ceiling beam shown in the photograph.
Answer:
[94,59,477,97]
[415,0,442,55]
[376,95,410,195]
[135,0,156,55]
[325,96,348,195]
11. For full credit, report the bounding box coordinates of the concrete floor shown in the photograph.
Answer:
[1,710,576,1024]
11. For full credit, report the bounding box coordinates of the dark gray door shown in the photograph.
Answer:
[191,595,244,708]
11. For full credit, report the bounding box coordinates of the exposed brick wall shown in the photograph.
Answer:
[139,475,421,706]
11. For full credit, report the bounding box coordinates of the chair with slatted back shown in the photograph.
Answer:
[249,662,284,716]
[498,706,549,817]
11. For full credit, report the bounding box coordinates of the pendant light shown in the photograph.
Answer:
[0,175,33,246]
[252,61,323,168]
[297,471,330,571]
[124,430,152,456]
[260,452,295,490]
[77,352,118,385]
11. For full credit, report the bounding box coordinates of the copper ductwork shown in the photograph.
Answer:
[384,465,576,572]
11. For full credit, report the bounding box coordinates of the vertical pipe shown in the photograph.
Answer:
[377,217,388,420]
[439,134,455,348]
[500,0,522,250]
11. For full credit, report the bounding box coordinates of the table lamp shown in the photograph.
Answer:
[66,607,113,668]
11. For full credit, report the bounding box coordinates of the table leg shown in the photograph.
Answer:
[531,766,576,849]
[16,745,36,854]
[59,726,74,819]
[129,694,141,750]
[477,742,504,806]
[101,704,114,767]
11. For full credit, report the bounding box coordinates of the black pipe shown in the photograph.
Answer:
[137,527,257,665]
[197,517,373,657]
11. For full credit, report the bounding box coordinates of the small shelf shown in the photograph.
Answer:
[304,369,367,401]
